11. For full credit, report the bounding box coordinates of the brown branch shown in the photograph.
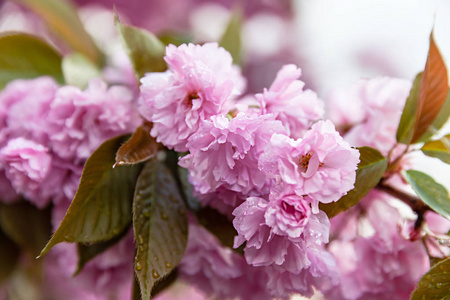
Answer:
[377,182,430,229]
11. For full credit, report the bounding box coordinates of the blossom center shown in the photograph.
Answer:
[298,153,312,172]
[281,201,307,223]
[183,92,199,108]
[298,153,324,173]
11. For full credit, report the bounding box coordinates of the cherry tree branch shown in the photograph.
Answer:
[377,182,430,229]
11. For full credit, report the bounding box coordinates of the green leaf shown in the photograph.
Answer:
[0,32,64,88]
[397,73,423,144]
[75,225,131,275]
[195,206,236,250]
[115,14,166,80]
[0,227,20,285]
[133,158,188,300]
[403,170,450,220]
[177,166,200,211]
[421,134,450,164]
[219,10,243,65]
[0,202,51,257]
[62,53,101,89]
[410,257,450,300]
[150,268,178,298]
[133,277,142,300]
[38,135,143,258]
[417,90,450,142]
[320,147,388,218]
[158,32,192,47]
[11,0,103,65]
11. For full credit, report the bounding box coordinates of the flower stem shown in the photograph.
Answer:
[377,182,430,229]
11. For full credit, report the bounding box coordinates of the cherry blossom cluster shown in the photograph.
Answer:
[139,42,360,299]
[0,77,139,299]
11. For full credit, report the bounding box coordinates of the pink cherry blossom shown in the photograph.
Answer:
[232,195,339,298]
[327,77,411,155]
[139,43,246,152]
[180,220,272,300]
[46,78,139,161]
[0,76,58,146]
[179,112,286,196]
[256,64,324,138]
[260,120,359,211]
[0,138,64,208]
[327,192,429,300]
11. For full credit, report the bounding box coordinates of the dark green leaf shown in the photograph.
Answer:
[150,268,178,298]
[320,147,388,218]
[133,277,141,300]
[219,10,243,65]
[418,90,450,142]
[11,0,103,65]
[133,159,188,300]
[195,206,236,250]
[38,135,142,258]
[158,33,192,47]
[0,33,64,88]
[115,14,166,80]
[403,170,450,220]
[397,73,423,144]
[0,227,20,285]
[421,134,450,164]
[410,257,450,300]
[177,166,200,211]
[0,202,51,257]
[62,53,101,89]
[75,225,131,275]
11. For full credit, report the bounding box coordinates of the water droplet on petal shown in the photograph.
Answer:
[165,262,172,268]
[436,282,443,288]
[152,269,160,278]
[135,262,142,271]
[143,209,150,218]
[154,256,159,261]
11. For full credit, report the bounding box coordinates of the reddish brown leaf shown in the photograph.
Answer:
[115,123,158,166]
[412,33,449,143]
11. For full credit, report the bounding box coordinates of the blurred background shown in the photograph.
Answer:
[0,0,449,299]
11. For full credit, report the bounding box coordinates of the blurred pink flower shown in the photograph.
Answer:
[180,221,271,300]
[0,138,63,208]
[327,192,429,300]
[0,170,18,204]
[260,120,359,212]
[153,281,207,300]
[0,76,58,146]
[47,79,139,161]
[256,64,324,138]
[139,43,245,152]
[327,77,411,155]
[179,112,286,196]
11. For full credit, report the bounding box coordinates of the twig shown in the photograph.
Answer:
[377,182,430,229]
